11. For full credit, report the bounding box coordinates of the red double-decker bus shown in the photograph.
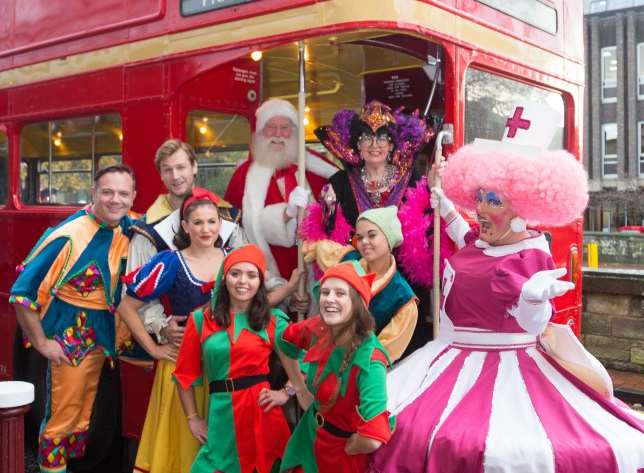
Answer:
[0,0,584,462]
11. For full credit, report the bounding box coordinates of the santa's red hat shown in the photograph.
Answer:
[255,98,298,132]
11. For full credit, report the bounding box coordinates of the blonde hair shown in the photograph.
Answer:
[154,139,197,169]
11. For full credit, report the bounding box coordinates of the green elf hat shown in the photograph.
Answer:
[356,206,403,249]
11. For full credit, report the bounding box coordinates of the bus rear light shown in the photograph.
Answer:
[568,244,579,285]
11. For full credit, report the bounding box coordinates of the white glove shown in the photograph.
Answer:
[430,187,456,219]
[521,268,575,302]
[286,186,310,218]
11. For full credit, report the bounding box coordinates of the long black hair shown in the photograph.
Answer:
[173,197,223,250]
[212,273,271,332]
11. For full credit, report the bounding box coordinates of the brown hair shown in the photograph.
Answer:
[337,288,375,371]
[93,163,136,185]
[173,194,222,250]
[318,286,375,413]
[212,276,271,332]
[155,139,197,169]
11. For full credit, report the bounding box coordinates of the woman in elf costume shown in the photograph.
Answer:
[303,206,417,363]
[173,244,292,473]
[118,188,226,473]
[278,261,394,473]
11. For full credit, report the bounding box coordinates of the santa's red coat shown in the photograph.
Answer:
[225,158,329,278]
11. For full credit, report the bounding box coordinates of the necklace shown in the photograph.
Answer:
[361,164,396,206]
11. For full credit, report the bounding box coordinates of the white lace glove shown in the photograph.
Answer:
[510,268,575,334]
[430,187,456,219]
[286,186,310,219]
[521,268,574,302]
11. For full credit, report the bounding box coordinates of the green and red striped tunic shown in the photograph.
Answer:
[174,307,291,473]
[278,316,394,473]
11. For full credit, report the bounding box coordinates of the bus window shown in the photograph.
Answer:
[20,114,122,205]
[464,68,565,149]
[0,131,7,205]
[186,110,250,196]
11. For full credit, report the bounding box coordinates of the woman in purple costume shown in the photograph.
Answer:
[302,101,452,355]
[369,105,644,473]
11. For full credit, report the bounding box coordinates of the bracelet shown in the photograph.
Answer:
[186,412,199,420]
[283,383,296,397]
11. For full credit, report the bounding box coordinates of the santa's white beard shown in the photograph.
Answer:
[251,133,298,170]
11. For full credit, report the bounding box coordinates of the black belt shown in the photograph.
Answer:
[313,408,353,438]
[209,375,267,393]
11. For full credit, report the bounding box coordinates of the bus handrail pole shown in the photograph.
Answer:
[432,129,452,339]
[296,40,307,322]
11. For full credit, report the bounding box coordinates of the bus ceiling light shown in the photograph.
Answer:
[251,50,263,62]
[199,125,208,135]
[303,117,310,126]
[118,132,123,141]
[202,116,209,123]
[53,138,62,147]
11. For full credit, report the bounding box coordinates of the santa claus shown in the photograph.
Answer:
[224,98,337,287]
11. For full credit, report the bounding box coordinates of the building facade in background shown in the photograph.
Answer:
[584,0,644,231]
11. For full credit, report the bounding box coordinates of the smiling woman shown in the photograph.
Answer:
[277,261,393,473]
[173,244,292,473]
[117,188,227,473]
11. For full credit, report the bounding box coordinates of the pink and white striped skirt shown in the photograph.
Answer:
[369,329,644,473]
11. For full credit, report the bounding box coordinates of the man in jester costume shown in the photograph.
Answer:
[10,164,136,473]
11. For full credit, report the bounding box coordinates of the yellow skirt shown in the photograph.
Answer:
[133,359,208,473]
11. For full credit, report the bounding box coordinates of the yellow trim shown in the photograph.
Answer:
[0,0,583,90]
[357,64,428,77]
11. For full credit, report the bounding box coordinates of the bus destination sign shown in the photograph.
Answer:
[181,0,258,17]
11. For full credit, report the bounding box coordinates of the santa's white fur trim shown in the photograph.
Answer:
[260,203,297,247]
[256,99,298,132]
[306,150,338,179]
[242,163,282,277]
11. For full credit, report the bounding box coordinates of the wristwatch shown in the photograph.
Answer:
[283,383,296,397]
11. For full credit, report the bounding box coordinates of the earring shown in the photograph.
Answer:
[510,217,527,233]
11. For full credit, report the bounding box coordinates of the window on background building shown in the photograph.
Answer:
[20,114,122,205]
[602,123,618,178]
[186,110,251,196]
[639,121,644,176]
[601,46,617,103]
[0,131,7,205]
[638,43,644,99]
[464,68,565,149]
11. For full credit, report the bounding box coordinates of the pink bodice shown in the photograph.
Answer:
[442,232,555,333]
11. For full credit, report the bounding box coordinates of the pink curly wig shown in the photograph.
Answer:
[442,144,588,227]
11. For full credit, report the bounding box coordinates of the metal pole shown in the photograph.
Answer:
[431,129,452,339]
[48,121,53,203]
[296,40,307,322]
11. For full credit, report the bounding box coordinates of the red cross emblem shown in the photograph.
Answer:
[505,106,531,138]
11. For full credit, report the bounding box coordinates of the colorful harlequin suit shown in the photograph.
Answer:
[9,206,133,473]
